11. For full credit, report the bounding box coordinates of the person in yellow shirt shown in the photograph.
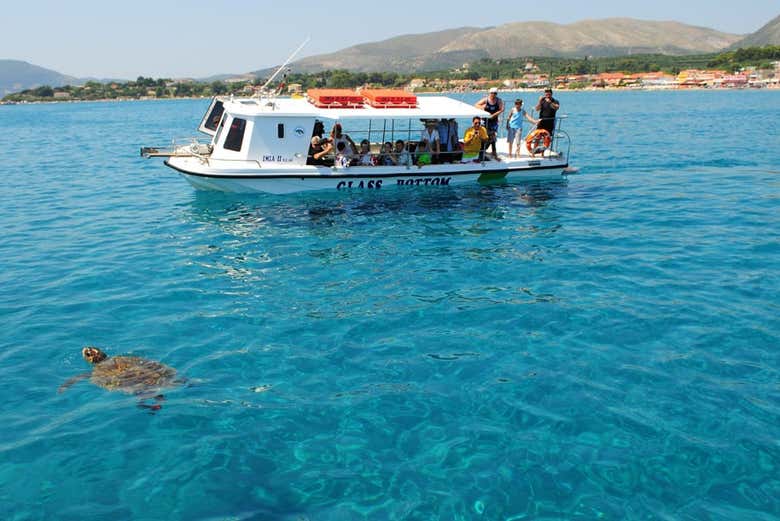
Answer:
[462,117,489,161]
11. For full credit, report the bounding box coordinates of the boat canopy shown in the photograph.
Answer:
[219,95,490,121]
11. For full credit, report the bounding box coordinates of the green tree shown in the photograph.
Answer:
[328,70,354,88]
[175,83,193,97]
[210,81,228,95]
[33,85,54,97]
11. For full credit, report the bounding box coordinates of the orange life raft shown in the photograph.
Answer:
[306,89,364,108]
[361,89,417,108]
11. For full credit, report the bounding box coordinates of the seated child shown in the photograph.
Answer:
[357,139,374,166]
[378,141,395,165]
[335,141,351,168]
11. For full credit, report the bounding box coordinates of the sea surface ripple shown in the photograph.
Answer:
[0,91,778,520]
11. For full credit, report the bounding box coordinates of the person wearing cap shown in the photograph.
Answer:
[506,99,539,159]
[534,88,560,136]
[475,87,505,160]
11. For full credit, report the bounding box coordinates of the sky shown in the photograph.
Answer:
[2,0,778,79]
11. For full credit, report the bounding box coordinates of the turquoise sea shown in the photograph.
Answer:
[0,91,778,520]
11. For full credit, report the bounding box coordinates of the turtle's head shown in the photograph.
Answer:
[82,346,108,364]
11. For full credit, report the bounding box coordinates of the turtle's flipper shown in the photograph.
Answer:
[58,373,90,394]
[136,393,165,412]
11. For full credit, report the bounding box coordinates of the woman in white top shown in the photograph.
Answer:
[330,123,357,157]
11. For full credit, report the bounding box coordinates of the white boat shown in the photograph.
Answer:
[141,89,572,195]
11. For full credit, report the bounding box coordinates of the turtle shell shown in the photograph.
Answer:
[90,356,177,394]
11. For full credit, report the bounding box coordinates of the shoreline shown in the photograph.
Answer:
[2,85,778,105]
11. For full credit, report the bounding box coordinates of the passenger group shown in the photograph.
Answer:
[307,88,560,166]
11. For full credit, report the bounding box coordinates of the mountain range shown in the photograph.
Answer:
[3,14,779,96]
[0,60,78,97]
[270,18,745,75]
[729,14,780,49]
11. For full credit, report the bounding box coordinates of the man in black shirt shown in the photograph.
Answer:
[535,88,560,136]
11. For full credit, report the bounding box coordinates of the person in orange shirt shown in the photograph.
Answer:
[462,117,489,161]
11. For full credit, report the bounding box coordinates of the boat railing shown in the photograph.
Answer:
[526,115,569,162]
[552,129,571,163]
[335,114,570,160]
[550,115,567,154]
[141,137,212,159]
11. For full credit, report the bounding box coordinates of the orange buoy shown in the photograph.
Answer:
[525,129,551,155]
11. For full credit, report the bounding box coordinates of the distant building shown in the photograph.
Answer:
[637,73,676,89]
[596,73,625,87]
[676,69,727,88]
[225,76,252,84]
[720,74,748,88]
[409,78,426,90]
[53,92,71,99]
[520,74,549,88]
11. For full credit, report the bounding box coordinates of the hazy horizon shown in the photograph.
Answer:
[3,0,777,79]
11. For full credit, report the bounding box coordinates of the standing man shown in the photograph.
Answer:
[534,88,560,136]
[475,87,504,161]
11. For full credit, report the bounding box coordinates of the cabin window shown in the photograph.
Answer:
[204,101,224,132]
[223,118,247,151]
[277,124,284,139]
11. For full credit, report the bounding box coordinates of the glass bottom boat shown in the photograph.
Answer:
[142,90,572,194]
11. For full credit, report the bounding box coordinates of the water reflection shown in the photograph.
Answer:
[183,180,569,233]
[174,181,570,285]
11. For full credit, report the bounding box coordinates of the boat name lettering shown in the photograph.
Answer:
[396,177,452,187]
[262,155,293,162]
[528,161,541,167]
[336,180,384,190]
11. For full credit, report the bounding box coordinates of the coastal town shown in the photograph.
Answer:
[2,51,779,104]
[410,62,780,91]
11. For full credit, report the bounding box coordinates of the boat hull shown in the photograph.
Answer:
[165,157,570,194]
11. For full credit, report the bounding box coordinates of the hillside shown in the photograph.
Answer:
[0,60,77,96]
[442,19,740,58]
[252,27,485,76]
[269,18,742,74]
[731,14,780,48]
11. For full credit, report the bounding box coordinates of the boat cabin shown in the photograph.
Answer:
[196,89,491,167]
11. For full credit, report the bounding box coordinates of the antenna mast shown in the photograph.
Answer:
[260,37,311,93]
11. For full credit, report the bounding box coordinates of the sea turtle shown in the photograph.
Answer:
[59,346,182,410]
